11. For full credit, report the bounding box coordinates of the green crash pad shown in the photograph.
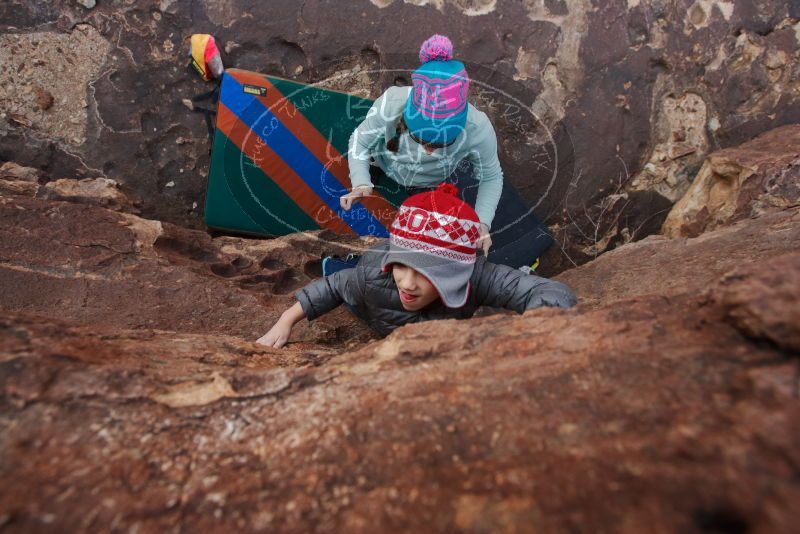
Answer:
[205,68,407,237]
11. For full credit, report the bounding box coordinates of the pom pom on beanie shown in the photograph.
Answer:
[406,34,468,145]
[419,34,454,63]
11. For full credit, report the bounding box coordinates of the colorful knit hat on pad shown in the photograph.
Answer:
[403,34,470,146]
[381,183,480,308]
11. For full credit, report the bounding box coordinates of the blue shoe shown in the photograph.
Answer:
[322,254,360,276]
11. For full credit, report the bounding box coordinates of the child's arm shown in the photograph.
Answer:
[256,268,363,348]
[473,260,577,312]
[256,302,305,348]
[295,267,362,320]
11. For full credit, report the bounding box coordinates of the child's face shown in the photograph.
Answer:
[391,264,440,311]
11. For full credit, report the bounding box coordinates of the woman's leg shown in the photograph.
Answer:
[447,164,553,269]
[366,164,552,268]
[368,165,409,208]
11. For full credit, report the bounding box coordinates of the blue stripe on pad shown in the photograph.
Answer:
[220,73,388,237]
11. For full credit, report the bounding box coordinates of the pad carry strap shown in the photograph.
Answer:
[186,81,220,146]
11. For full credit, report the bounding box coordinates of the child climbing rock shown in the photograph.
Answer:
[257,184,576,348]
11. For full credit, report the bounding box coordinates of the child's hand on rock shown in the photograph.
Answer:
[256,302,306,349]
[256,320,292,348]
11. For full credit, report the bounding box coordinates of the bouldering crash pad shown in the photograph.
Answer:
[205,68,406,237]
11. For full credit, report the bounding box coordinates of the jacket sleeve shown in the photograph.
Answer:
[473,260,577,312]
[294,268,363,321]
[467,118,504,229]
[347,89,393,189]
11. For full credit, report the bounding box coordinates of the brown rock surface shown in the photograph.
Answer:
[39,177,142,213]
[0,24,110,146]
[0,161,40,196]
[0,193,377,347]
[34,87,54,111]
[2,1,799,270]
[663,124,800,238]
[713,252,800,352]
[1,260,799,531]
[0,160,799,530]
[0,162,40,183]
[556,206,800,309]
[1,0,799,529]
[0,180,38,197]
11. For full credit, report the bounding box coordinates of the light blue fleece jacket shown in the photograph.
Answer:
[347,86,504,228]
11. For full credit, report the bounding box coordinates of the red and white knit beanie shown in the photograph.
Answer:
[380,183,481,308]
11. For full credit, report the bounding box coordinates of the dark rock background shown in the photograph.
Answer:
[1,0,798,273]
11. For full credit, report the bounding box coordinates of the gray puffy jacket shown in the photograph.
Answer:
[295,242,577,337]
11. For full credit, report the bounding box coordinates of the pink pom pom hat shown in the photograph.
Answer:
[404,34,470,146]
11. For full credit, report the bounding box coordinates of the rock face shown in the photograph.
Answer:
[662,124,800,237]
[713,253,800,352]
[1,3,800,530]
[0,162,40,183]
[0,23,110,146]
[1,116,800,531]
[1,1,799,272]
[556,207,800,309]
[0,193,379,347]
[0,162,41,197]
[39,177,143,213]
[1,211,799,532]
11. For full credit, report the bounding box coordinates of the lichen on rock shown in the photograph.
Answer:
[0,24,110,146]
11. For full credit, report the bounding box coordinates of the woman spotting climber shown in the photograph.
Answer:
[339,34,553,270]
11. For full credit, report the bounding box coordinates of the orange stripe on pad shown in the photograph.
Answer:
[228,69,399,230]
[215,102,355,235]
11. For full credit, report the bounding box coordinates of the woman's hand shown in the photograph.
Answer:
[340,185,373,210]
[478,223,492,255]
